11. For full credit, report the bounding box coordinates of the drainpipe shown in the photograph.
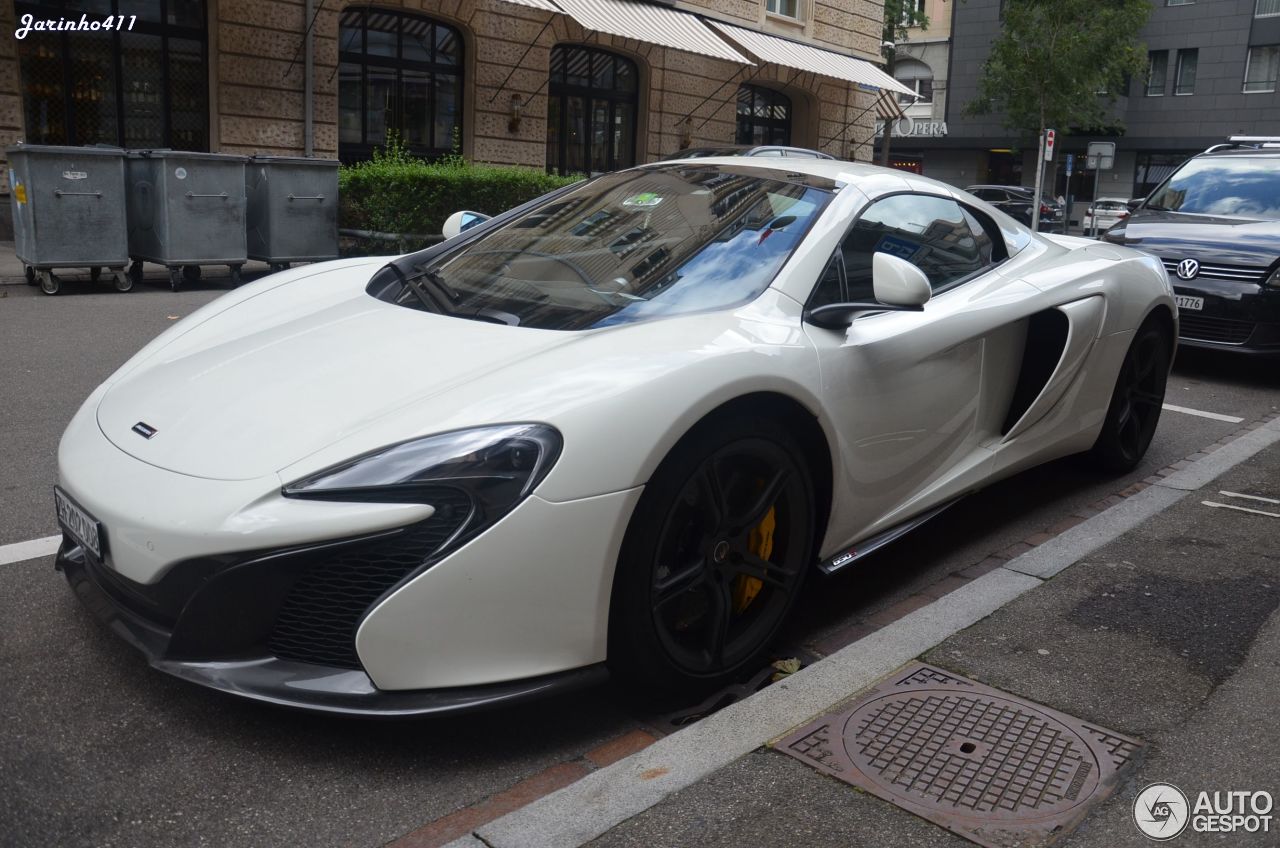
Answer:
[304,0,314,156]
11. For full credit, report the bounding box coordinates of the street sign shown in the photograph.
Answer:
[1085,141,1115,170]
[1044,129,1056,161]
[1065,153,1074,177]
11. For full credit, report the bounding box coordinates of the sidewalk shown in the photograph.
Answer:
[456,417,1280,848]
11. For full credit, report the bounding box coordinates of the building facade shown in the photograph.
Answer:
[1,0,903,235]
[877,0,952,172]
[880,0,1280,204]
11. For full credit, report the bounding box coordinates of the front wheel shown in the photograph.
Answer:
[608,414,815,703]
[1089,322,1171,472]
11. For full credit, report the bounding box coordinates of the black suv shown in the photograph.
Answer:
[965,185,1065,232]
[1104,140,1280,356]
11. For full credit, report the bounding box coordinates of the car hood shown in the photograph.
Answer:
[1109,210,1280,266]
[96,268,580,481]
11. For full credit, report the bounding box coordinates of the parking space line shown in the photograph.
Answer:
[1202,501,1279,519]
[1220,490,1280,505]
[1162,403,1245,424]
[0,535,62,566]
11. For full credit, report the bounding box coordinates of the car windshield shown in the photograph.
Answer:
[390,166,832,331]
[1145,156,1280,219]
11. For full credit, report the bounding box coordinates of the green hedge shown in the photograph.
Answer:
[339,142,582,241]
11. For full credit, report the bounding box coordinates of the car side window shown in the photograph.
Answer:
[809,252,846,308]
[840,194,997,297]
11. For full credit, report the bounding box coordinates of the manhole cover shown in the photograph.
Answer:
[776,664,1142,848]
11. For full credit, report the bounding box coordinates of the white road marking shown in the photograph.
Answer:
[1162,403,1245,424]
[1202,500,1280,518]
[0,535,62,566]
[1220,490,1280,505]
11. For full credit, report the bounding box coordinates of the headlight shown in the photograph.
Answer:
[283,423,562,533]
[1267,266,1280,289]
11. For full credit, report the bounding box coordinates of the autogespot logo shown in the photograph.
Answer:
[1134,784,1275,839]
[1134,783,1190,840]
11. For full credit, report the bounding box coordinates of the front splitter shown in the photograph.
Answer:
[58,540,608,717]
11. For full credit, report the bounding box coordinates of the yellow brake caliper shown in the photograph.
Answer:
[733,504,775,613]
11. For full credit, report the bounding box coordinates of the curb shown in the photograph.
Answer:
[438,414,1280,848]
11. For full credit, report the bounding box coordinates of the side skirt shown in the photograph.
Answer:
[817,498,962,576]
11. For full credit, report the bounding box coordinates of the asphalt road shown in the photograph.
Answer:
[1,280,1277,848]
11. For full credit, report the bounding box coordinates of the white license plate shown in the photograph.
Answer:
[1175,295,1204,311]
[54,487,102,560]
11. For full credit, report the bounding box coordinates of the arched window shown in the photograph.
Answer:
[735,85,791,146]
[894,59,934,104]
[338,8,463,161]
[547,45,638,176]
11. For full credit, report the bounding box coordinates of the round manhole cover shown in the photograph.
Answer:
[778,665,1141,847]
[844,691,1100,822]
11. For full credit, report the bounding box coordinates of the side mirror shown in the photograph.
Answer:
[442,210,491,239]
[804,252,930,330]
[871,252,932,308]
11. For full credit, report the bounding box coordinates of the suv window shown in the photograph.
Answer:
[840,194,997,298]
[971,188,1004,202]
[1146,155,1280,219]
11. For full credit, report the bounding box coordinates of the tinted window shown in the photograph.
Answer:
[841,194,996,298]
[389,166,832,330]
[1146,156,1280,219]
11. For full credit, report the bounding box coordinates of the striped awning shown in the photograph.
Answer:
[708,20,918,99]
[497,0,754,65]
[498,0,561,10]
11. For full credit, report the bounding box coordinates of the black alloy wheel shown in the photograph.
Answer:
[610,414,814,701]
[1090,322,1170,472]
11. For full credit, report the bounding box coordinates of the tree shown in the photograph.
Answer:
[879,0,929,166]
[966,0,1150,139]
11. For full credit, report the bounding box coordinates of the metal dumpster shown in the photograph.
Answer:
[245,156,340,272]
[125,150,248,291]
[7,144,131,295]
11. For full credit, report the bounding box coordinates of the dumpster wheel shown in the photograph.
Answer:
[37,270,60,296]
[168,267,183,292]
[112,268,132,293]
[129,261,145,289]
[24,266,36,286]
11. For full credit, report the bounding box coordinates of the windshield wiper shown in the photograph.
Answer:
[400,266,457,313]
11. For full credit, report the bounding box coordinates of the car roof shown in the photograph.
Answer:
[638,158,1030,227]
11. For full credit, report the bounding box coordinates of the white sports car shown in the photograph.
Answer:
[55,159,1176,715]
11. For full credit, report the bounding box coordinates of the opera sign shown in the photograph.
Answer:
[875,116,949,138]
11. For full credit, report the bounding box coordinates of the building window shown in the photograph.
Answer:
[15,0,207,149]
[547,46,637,176]
[1174,48,1198,95]
[766,0,801,19]
[1260,0,1280,17]
[338,8,463,162]
[735,85,792,146]
[1244,45,1280,91]
[899,0,926,26]
[1146,51,1168,96]
[894,59,934,104]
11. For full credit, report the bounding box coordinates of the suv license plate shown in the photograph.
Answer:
[1175,295,1204,311]
[54,487,102,560]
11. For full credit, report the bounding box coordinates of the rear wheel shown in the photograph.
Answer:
[1089,322,1170,472]
[609,414,814,703]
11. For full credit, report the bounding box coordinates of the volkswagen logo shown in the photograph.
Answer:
[1176,258,1200,280]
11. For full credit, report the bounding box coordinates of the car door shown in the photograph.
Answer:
[804,193,1039,549]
